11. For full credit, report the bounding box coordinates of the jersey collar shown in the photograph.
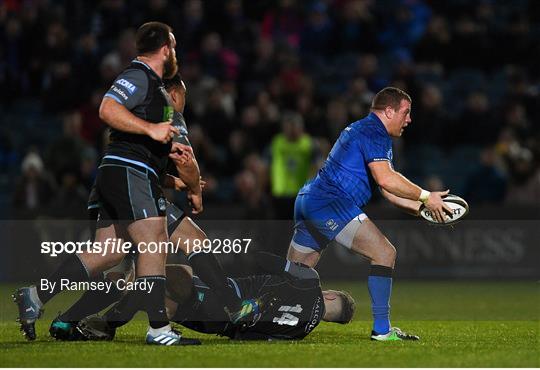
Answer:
[368,112,389,135]
[132,58,162,81]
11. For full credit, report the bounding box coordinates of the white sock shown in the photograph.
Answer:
[147,324,172,336]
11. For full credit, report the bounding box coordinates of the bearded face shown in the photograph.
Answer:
[163,47,178,79]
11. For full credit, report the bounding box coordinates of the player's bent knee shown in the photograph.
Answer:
[386,244,397,262]
[80,251,126,276]
[287,243,320,267]
[373,243,396,266]
[172,217,207,254]
[105,271,125,282]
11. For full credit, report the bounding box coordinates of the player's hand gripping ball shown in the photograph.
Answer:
[419,194,469,226]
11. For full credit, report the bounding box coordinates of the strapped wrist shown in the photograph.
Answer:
[418,189,430,203]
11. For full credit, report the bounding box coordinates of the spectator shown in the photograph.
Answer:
[453,91,499,147]
[332,0,378,53]
[463,147,507,204]
[78,89,107,147]
[413,15,451,68]
[2,0,539,219]
[45,112,86,184]
[47,171,88,219]
[300,1,333,57]
[11,151,56,219]
[270,112,315,219]
[407,84,447,148]
[261,0,303,48]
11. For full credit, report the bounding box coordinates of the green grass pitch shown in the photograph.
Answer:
[1,281,538,367]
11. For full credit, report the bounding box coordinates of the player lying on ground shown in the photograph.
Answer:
[287,87,454,341]
[48,195,262,343]
[74,252,355,341]
[14,69,258,345]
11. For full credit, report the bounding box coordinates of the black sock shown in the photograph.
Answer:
[37,255,90,304]
[137,275,169,329]
[59,276,122,323]
[104,290,142,329]
[188,251,241,312]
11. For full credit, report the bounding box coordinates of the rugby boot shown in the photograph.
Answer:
[12,286,43,340]
[371,327,420,341]
[49,314,85,341]
[77,315,116,341]
[146,325,201,346]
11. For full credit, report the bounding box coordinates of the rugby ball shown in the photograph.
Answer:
[419,194,469,226]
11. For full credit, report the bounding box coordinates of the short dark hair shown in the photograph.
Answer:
[163,73,184,91]
[135,22,172,55]
[371,87,411,111]
[335,290,356,324]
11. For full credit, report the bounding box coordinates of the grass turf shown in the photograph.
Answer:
[1,281,538,367]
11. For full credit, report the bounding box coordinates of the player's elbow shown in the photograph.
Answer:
[99,98,116,122]
[378,187,391,201]
[99,100,109,121]
[375,175,391,190]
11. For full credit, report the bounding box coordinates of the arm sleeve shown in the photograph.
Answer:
[104,69,148,110]
[359,129,393,164]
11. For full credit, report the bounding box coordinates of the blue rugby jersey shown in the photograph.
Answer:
[300,112,393,207]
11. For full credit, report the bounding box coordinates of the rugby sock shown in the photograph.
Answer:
[187,251,242,312]
[37,255,90,304]
[59,276,122,323]
[254,251,287,274]
[368,265,393,335]
[104,291,142,329]
[137,275,170,329]
[255,251,313,278]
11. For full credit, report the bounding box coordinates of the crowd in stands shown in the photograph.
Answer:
[1,0,539,220]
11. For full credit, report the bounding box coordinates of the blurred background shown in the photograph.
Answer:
[0,0,539,280]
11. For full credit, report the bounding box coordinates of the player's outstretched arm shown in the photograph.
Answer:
[379,187,422,216]
[99,97,179,143]
[369,161,452,223]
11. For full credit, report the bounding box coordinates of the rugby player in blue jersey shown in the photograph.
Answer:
[287,87,453,341]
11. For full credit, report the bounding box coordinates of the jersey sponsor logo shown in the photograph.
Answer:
[163,106,174,121]
[305,296,322,333]
[115,79,137,94]
[111,86,128,101]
